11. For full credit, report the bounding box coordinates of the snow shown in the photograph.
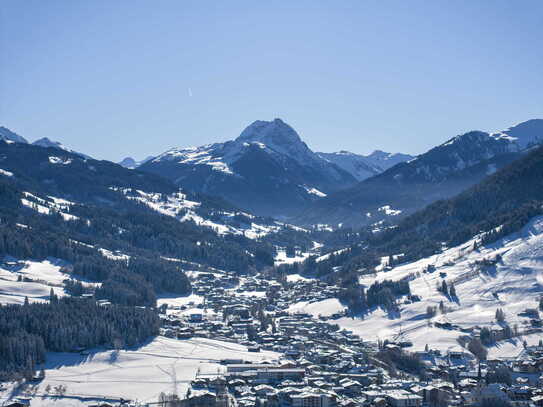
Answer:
[98,248,130,263]
[114,187,284,239]
[0,258,99,305]
[334,215,543,357]
[316,151,381,181]
[0,168,13,176]
[33,137,90,159]
[152,144,235,175]
[274,249,311,266]
[21,192,79,221]
[302,186,327,198]
[315,248,348,263]
[157,293,204,308]
[229,290,267,298]
[378,205,402,216]
[48,156,73,165]
[5,337,280,406]
[286,274,314,282]
[288,298,345,318]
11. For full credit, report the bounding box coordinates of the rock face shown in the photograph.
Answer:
[139,119,358,218]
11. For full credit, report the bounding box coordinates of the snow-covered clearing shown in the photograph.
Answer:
[157,293,204,308]
[274,249,311,266]
[286,273,314,282]
[335,216,543,358]
[274,242,322,266]
[98,248,130,263]
[288,298,345,318]
[0,258,100,305]
[21,192,79,221]
[4,337,280,406]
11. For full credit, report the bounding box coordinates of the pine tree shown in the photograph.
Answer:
[441,280,448,295]
[449,283,456,298]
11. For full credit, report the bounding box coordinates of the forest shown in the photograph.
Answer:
[0,296,159,381]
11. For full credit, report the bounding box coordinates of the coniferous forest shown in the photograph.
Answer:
[0,296,159,380]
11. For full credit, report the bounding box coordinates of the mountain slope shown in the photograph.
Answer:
[317,150,414,181]
[0,126,28,144]
[33,137,91,159]
[0,139,294,307]
[314,143,543,277]
[299,120,543,227]
[139,119,358,218]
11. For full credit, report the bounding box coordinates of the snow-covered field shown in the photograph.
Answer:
[335,216,543,357]
[0,258,95,305]
[157,293,204,308]
[274,242,322,266]
[288,298,345,317]
[1,337,280,407]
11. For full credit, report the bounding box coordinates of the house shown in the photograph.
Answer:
[189,313,203,323]
[291,391,336,407]
[385,390,422,407]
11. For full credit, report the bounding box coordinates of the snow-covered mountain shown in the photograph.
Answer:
[0,126,28,144]
[362,150,415,172]
[317,150,413,181]
[310,143,543,352]
[118,156,154,169]
[299,119,543,227]
[32,137,91,159]
[139,119,358,218]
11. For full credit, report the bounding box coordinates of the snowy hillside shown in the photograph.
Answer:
[0,337,281,406]
[317,150,415,180]
[0,126,28,143]
[332,215,543,358]
[300,119,543,227]
[32,137,91,159]
[113,187,301,239]
[0,258,98,305]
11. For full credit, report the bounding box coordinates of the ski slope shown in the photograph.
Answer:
[335,215,543,357]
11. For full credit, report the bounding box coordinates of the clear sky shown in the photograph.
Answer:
[1,1,542,161]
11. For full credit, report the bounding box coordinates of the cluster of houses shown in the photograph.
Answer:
[153,270,543,407]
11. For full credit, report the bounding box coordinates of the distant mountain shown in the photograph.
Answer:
[33,137,91,159]
[317,150,413,181]
[0,126,28,144]
[298,119,543,227]
[0,136,301,310]
[362,150,415,172]
[139,119,358,218]
[317,142,543,274]
[118,156,154,169]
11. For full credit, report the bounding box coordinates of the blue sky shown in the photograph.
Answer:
[1,1,542,161]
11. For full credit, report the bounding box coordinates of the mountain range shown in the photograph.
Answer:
[297,119,543,226]
[3,118,542,228]
[138,119,413,218]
